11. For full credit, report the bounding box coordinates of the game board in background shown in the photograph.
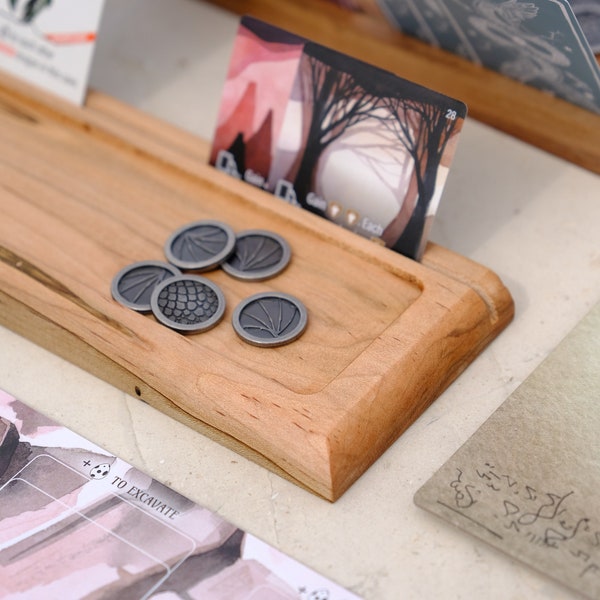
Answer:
[0,390,362,600]
[377,0,600,114]
[210,16,466,261]
[414,302,600,599]
[0,0,105,104]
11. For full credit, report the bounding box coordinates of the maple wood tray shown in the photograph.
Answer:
[206,0,600,175]
[0,74,513,500]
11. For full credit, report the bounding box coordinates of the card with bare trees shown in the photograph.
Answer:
[210,16,466,260]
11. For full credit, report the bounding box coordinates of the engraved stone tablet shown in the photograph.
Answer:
[150,275,225,333]
[222,230,291,281]
[111,260,181,313]
[232,292,307,347]
[165,220,236,272]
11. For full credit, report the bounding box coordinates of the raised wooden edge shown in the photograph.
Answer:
[0,291,318,495]
[204,0,600,175]
[0,72,514,500]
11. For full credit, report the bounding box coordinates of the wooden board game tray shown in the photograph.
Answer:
[0,74,514,500]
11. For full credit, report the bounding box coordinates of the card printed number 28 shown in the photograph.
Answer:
[445,109,458,120]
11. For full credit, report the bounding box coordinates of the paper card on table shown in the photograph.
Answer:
[377,0,600,114]
[414,303,600,599]
[210,16,466,261]
[0,389,362,599]
[0,0,105,104]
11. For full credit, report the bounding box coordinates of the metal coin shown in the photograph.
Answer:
[222,229,291,281]
[232,292,307,347]
[150,275,225,333]
[165,220,236,272]
[111,260,181,313]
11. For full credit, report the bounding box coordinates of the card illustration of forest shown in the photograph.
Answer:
[210,16,467,260]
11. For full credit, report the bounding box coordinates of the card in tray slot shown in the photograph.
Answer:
[377,0,600,114]
[211,16,467,261]
[268,41,466,260]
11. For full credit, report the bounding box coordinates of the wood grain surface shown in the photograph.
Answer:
[0,73,513,500]
[205,0,600,175]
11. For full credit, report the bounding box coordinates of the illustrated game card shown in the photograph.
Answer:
[415,303,600,599]
[377,0,600,114]
[0,389,362,599]
[210,16,467,261]
[0,0,105,104]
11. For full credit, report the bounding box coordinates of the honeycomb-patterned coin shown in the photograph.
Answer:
[111,260,181,313]
[165,220,236,272]
[222,230,291,281]
[150,275,225,333]
[232,292,307,347]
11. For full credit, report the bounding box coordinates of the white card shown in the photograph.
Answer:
[0,0,105,104]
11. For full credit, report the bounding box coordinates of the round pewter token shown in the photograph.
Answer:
[222,229,291,281]
[150,275,225,333]
[165,220,236,272]
[232,292,307,347]
[111,260,181,313]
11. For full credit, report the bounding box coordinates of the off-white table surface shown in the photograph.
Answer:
[2,1,599,599]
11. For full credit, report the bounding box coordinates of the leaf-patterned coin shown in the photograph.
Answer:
[222,230,291,281]
[232,292,307,347]
[150,275,226,333]
[111,260,181,312]
[165,220,236,272]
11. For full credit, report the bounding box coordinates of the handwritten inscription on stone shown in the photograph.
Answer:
[437,462,600,583]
